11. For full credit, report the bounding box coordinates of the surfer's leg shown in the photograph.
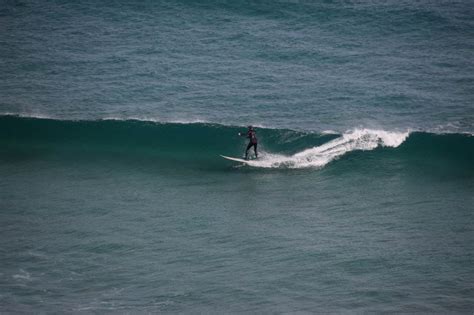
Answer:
[245,143,252,160]
[254,143,258,158]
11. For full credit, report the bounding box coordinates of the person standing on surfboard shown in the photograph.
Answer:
[238,126,258,160]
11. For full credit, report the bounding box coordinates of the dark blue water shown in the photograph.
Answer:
[1,0,473,313]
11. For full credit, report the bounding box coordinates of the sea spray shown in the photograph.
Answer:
[245,129,410,168]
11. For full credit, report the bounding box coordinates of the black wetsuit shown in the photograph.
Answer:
[245,129,258,160]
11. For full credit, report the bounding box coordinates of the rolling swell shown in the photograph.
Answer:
[0,115,472,171]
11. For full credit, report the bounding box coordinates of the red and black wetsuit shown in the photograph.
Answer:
[245,129,258,160]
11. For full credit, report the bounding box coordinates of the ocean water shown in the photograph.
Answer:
[1,0,473,313]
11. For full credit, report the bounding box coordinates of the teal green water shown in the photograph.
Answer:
[1,0,474,312]
[1,116,473,312]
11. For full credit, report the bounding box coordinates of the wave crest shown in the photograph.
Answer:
[1,115,471,171]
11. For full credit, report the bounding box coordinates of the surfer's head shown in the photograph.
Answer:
[248,125,253,130]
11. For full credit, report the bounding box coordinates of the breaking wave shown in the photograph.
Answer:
[0,115,472,170]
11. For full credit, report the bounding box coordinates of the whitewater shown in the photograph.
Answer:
[244,129,410,168]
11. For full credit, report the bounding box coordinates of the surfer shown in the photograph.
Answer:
[239,126,258,160]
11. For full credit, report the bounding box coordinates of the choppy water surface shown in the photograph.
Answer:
[1,0,473,312]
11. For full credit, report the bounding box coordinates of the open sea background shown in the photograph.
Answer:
[0,0,473,313]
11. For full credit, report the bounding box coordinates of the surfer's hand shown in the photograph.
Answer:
[238,132,241,136]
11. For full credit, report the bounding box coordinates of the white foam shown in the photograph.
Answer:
[321,129,338,135]
[169,118,210,124]
[102,115,162,123]
[0,112,55,120]
[244,128,410,169]
[102,115,213,124]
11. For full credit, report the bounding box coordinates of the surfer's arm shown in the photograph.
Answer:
[238,131,252,139]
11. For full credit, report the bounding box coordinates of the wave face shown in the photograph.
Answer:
[1,115,473,172]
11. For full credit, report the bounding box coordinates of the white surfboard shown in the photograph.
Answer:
[220,155,254,164]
